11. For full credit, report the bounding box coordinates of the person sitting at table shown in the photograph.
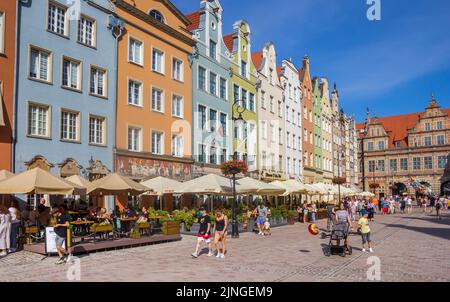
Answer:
[98,208,111,224]
[87,202,97,217]
[137,207,149,223]
[124,206,137,218]
[23,206,39,227]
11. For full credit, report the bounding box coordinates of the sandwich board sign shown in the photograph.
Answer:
[45,227,64,254]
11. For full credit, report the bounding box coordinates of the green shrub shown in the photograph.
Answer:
[172,209,197,231]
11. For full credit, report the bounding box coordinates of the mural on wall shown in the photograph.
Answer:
[116,155,193,181]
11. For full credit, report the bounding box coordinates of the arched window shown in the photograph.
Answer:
[149,9,165,23]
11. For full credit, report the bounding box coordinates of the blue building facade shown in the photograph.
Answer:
[186,0,232,176]
[14,0,117,179]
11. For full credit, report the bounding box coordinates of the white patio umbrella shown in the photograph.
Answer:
[270,180,307,196]
[180,174,234,195]
[0,170,14,183]
[237,177,286,196]
[141,176,183,196]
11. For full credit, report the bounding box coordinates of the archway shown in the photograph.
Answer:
[392,182,407,196]
[441,181,450,196]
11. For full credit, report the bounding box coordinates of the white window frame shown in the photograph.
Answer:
[172,134,184,157]
[128,36,144,66]
[219,77,227,100]
[60,109,80,142]
[128,126,142,152]
[90,65,107,98]
[172,94,183,118]
[151,87,164,113]
[29,46,52,83]
[27,102,51,138]
[152,130,164,155]
[172,57,184,82]
[127,79,143,107]
[89,115,106,146]
[209,71,217,96]
[198,65,207,91]
[0,11,5,54]
[61,56,82,91]
[152,47,165,74]
[47,1,68,37]
[77,14,96,47]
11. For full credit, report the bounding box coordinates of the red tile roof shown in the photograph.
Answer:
[186,11,201,31]
[223,34,234,52]
[251,51,263,70]
[276,66,283,78]
[357,108,450,148]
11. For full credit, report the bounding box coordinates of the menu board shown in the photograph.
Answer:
[45,227,64,254]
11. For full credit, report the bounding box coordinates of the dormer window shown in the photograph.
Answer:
[149,10,165,23]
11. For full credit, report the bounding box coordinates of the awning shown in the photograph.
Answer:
[0,89,5,126]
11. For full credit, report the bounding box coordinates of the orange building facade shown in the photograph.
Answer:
[0,1,16,171]
[299,56,315,183]
[113,0,194,192]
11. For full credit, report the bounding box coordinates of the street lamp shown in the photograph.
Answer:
[230,100,246,238]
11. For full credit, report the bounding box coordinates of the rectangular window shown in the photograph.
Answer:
[128,38,143,65]
[151,131,164,155]
[29,47,51,82]
[152,49,165,73]
[377,160,385,172]
[89,116,105,145]
[437,135,445,145]
[233,85,240,103]
[128,80,142,106]
[128,127,141,152]
[60,110,79,141]
[90,67,106,97]
[0,11,5,54]
[198,66,206,91]
[261,91,266,109]
[78,16,95,47]
[172,95,183,118]
[270,96,274,113]
[241,89,247,109]
[172,58,183,81]
[198,144,206,163]
[413,157,421,170]
[198,105,206,130]
[400,158,408,171]
[378,141,385,150]
[278,101,283,118]
[151,88,164,112]
[367,142,374,151]
[48,2,67,36]
[286,131,291,147]
[209,72,217,95]
[220,113,227,137]
[28,103,49,137]
[209,40,216,59]
[241,61,247,77]
[62,58,81,90]
[278,128,283,145]
[438,156,447,169]
[172,135,183,157]
[219,77,227,100]
[220,149,227,164]
[209,109,217,132]
[249,93,255,112]
[424,136,432,146]
[390,159,397,172]
[368,160,375,172]
[209,146,217,164]
[425,123,431,131]
[424,156,433,170]
[437,121,443,130]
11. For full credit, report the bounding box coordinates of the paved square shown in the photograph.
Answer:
[0,209,449,282]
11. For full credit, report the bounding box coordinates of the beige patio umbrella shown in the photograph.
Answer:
[270,180,308,196]
[87,173,149,196]
[237,177,286,196]
[0,170,14,182]
[141,177,182,196]
[360,191,375,198]
[65,175,92,190]
[0,167,74,195]
[181,174,234,195]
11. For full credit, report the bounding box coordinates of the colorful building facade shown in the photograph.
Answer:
[299,56,315,183]
[224,21,258,174]
[113,0,195,186]
[320,78,333,184]
[312,77,323,182]
[0,0,16,171]
[280,58,303,181]
[186,0,233,177]
[14,0,117,179]
[253,43,285,181]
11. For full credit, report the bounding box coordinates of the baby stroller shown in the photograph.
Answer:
[320,221,352,257]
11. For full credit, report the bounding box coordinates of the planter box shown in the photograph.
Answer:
[163,221,180,235]
[90,225,113,233]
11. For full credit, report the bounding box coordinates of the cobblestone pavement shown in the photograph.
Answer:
[0,209,449,282]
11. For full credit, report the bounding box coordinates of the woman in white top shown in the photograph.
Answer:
[8,202,21,253]
[0,206,12,257]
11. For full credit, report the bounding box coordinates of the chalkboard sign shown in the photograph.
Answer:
[45,227,64,254]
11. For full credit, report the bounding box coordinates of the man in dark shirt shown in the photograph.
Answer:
[191,208,213,258]
[53,205,71,264]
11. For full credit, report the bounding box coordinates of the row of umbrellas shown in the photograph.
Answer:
[0,167,374,198]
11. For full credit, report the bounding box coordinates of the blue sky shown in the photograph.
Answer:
[172,0,450,122]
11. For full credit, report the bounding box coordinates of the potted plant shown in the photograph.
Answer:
[332,177,346,185]
[220,160,248,176]
[287,210,297,225]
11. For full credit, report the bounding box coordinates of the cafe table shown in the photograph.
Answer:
[71,220,95,237]
[120,217,138,234]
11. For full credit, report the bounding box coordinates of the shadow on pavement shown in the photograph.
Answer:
[380,221,450,241]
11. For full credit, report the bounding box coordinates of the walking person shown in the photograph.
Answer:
[358,210,373,253]
[213,209,228,259]
[367,200,375,222]
[435,198,443,220]
[254,203,268,235]
[326,203,336,231]
[53,205,71,264]
[0,206,11,257]
[8,201,21,253]
[302,203,309,224]
[335,202,353,248]
[406,196,413,214]
[191,208,213,258]
[311,202,317,223]
[400,197,406,214]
